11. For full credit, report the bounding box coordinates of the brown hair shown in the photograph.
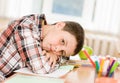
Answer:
[62,21,85,55]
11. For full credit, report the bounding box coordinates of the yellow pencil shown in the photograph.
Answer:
[98,57,105,77]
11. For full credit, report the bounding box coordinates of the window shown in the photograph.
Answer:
[52,0,84,17]
[42,0,120,35]
[0,0,43,18]
[42,0,95,23]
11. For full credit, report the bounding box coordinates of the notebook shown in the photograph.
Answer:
[14,65,74,78]
[5,74,64,83]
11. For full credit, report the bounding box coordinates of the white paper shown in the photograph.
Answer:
[14,65,74,78]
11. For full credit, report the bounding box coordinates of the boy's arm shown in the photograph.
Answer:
[14,17,60,74]
[42,50,61,72]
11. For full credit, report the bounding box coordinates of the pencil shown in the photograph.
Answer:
[106,59,115,76]
[102,59,110,76]
[95,60,100,73]
[98,57,105,77]
[83,50,96,68]
[108,61,120,77]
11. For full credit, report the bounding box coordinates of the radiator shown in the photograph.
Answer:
[84,33,119,57]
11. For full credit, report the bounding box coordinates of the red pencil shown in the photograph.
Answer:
[83,50,96,68]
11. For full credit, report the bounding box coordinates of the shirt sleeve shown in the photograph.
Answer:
[13,15,60,74]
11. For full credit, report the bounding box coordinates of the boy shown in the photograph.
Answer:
[0,14,84,81]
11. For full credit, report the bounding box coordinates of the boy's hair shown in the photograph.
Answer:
[62,21,85,55]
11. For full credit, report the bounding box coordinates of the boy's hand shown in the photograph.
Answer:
[42,50,59,68]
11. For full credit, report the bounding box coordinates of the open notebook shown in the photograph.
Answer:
[14,65,74,78]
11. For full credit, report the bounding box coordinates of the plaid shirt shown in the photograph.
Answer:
[0,14,60,81]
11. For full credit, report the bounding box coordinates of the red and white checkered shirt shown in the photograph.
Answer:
[0,14,60,81]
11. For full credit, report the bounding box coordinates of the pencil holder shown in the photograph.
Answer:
[95,56,120,78]
[95,69,114,78]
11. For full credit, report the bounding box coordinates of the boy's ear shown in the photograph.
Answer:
[55,22,65,29]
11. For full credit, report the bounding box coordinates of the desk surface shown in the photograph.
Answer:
[62,66,120,83]
[61,66,95,83]
[3,60,120,83]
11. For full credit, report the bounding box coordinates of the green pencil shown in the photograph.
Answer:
[108,61,120,77]
[95,60,99,73]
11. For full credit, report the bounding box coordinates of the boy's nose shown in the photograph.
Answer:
[54,46,60,52]
[52,46,62,54]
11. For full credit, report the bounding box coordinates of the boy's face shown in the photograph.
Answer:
[42,23,77,57]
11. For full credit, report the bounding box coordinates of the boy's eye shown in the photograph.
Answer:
[61,39,65,45]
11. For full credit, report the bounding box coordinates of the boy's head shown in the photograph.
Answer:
[62,21,84,55]
[42,21,84,57]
